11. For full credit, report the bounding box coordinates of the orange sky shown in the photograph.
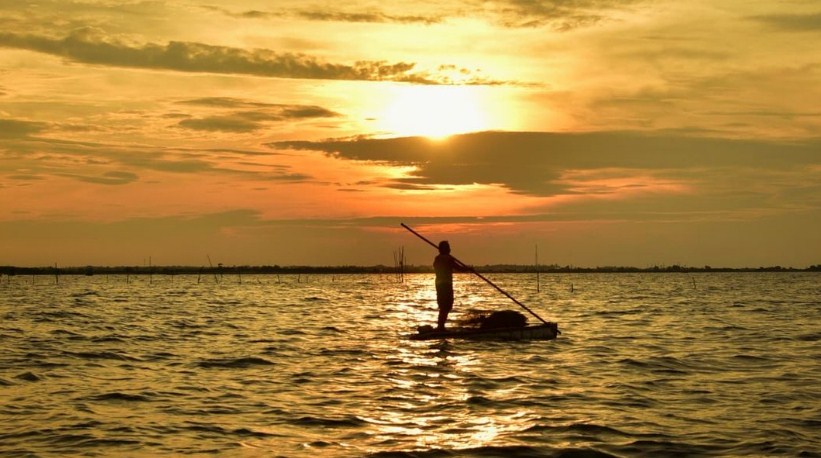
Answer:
[1,1,819,267]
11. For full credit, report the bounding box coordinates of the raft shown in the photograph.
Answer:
[409,322,559,341]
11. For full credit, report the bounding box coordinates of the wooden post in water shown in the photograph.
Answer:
[54,262,59,285]
[400,246,405,283]
[393,246,406,283]
[535,244,540,293]
[207,255,219,284]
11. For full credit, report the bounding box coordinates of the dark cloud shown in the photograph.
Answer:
[294,10,441,25]
[175,99,340,132]
[236,9,273,20]
[1,132,310,183]
[280,106,339,119]
[480,0,647,30]
[143,159,212,174]
[179,97,271,108]
[8,174,44,181]
[750,12,821,32]
[259,172,312,182]
[177,98,340,119]
[0,28,491,84]
[61,170,138,185]
[178,114,269,133]
[271,131,821,197]
[704,110,821,120]
[205,5,442,25]
[0,118,47,138]
[205,1,641,30]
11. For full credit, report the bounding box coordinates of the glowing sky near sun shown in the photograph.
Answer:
[0,0,819,267]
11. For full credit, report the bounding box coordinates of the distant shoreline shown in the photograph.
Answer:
[1,264,819,276]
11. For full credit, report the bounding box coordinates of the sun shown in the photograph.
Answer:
[378,84,490,139]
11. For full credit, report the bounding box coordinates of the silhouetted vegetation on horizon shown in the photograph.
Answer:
[1,264,819,276]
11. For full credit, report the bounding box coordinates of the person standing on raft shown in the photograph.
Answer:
[433,241,471,330]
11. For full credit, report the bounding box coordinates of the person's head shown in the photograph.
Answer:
[438,240,451,255]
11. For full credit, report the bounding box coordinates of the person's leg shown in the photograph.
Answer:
[436,285,454,330]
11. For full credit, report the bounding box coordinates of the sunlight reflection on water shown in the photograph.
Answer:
[0,272,819,456]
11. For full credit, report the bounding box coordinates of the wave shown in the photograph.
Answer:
[14,371,42,382]
[86,392,154,402]
[293,415,368,428]
[368,445,618,458]
[601,438,735,457]
[90,335,127,343]
[2,272,818,457]
[62,350,143,362]
[465,395,493,405]
[319,347,368,357]
[49,435,142,448]
[525,422,631,438]
[178,423,283,440]
[616,356,691,375]
[32,310,92,321]
[796,331,821,342]
[144,351,177,361]
[196,356,275,368]
[49,329,84,338]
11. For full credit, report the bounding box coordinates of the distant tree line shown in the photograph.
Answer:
[1,263,819,276]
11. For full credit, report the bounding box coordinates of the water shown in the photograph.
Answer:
[1,272,819,457]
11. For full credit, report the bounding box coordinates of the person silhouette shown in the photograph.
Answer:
[433,240,470,330]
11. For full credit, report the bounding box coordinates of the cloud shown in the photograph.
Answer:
[271,131,821,217]
[179,97,273,109]
[749,12,821,32]
[7,174,44,181]
[0,28,499,84]
[295,10,441,25]
[61,170,139,185]
[279,105,340,119]
[177,113,274,133]
[0,127,310,185]
[0,118,47,138]
[178,98,339,116]
[204,1,645,30]
[204,5,442,25]
[175,98,341,132]
[472,0,648,30]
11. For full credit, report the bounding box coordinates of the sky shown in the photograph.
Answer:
[0,0,819,268]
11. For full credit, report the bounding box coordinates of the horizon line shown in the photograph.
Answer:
[2,264,819,274]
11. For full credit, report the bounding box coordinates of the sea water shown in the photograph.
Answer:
[1,272,819,457]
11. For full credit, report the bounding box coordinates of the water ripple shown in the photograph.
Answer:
[0,272,819,457]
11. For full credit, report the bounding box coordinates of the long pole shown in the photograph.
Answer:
[400,223,549,325]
